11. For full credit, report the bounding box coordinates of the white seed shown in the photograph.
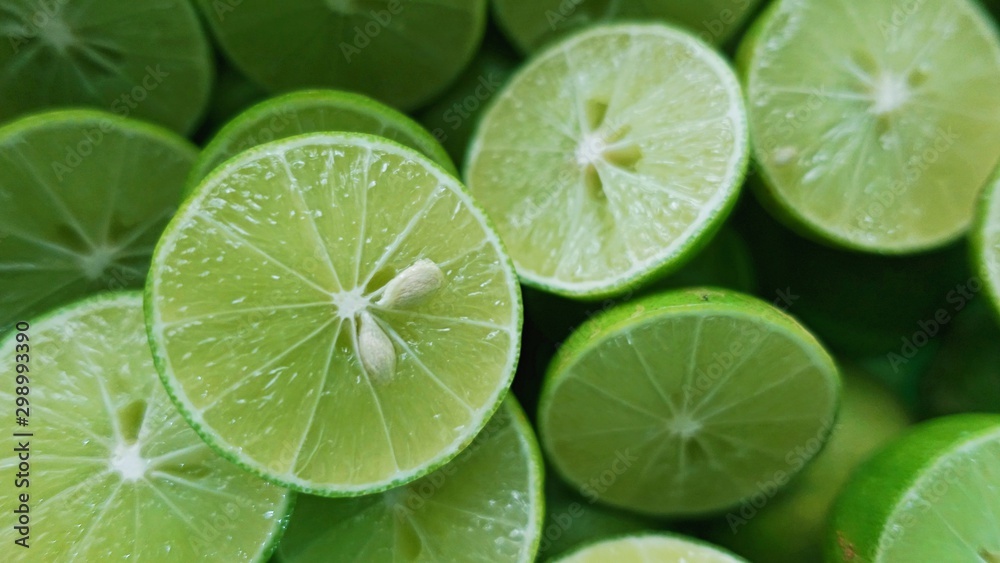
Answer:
[358,311,395,382]
[376,259,445,308]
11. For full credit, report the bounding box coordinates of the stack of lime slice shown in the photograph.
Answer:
[467,24,749,299]
[275,398,543,562]
[0,110,195,332]
[191,89,455,189]
[538,289,839,516]
[0,293,291,560]
[147,133,522,496]
[741,0,1000,253]
[828,414,1000,561]
[554,533,746,563]
[0,0,212,133]
[194,0,488,110]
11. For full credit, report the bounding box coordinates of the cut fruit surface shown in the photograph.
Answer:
[538,289,839,516]
[0,0,212,133]
[191,89,454,188]
[0,110,196,333]
[274,397,543,562]
[977,174,1000,318]
[741,0,1000,253]
[466,24,748,299]
[146,133,522,496]
[0,293,292,560]
[492,0,762,53]
[554,533,746,563]
[194,0,487,111]
[827,414,1000,562]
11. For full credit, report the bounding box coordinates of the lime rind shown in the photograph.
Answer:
[190,89,456,189]
[146,132,523,497]
[975,173,1000,320]
[553,532,748,563]
[467,23,749,300]
[538,288,840,516]
[0,291,294,561]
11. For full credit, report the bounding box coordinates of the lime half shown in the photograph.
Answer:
[0,0,212,133]
[976,173,1000,318]
[741,0,1000,253]
[0,293,291,560]
[828,414,1000,562]
[195,0,487,111]
[491,0,762,53]
[0,110,196,333]
[467,24,748,299]
[538,289,839,516]
[275,397,543,562]
[191,89,455,189]
[555,533,746,563]
[147,133,522,496]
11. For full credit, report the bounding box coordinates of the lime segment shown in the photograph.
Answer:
[828,414,1000,562]
[467,24,748,299]
[0,110,196,332]
[0,0,212,133]
[538,289,839,516]
[191,89,455,188]
[275,397,543,562]
[147,133,522,496]
[0,293,292,560]
[741,0,1000,253]
[555,533,746,563]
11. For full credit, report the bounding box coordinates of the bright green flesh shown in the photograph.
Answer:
[147,133,522,496]
[275,397,543,562]
[0,0,211,134]
[0,110,196,332]
[191,89,455,189]
[742,0,1000,253]
[492,0,762,53]
[978,175,1000,319]
[555,534,746,563]
[467,24,748,299]
[0,293,291,560]
[194,0,487,111]
[538,289,839,516]
[828,415,1000,562]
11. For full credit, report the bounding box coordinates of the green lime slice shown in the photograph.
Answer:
[491,0,763,54]
[976,172,1000,318]
[0,292,292,559]
[709,365,911,563]
[538,289,839,516]
[466,24,749,300]
[190,89,455,190]
[274,397,543,562]
[0,110,196,333]
[0,0,212,134]
[741,0,1000,253]
[827,414,1000,562]
[194,0,487,111]
[146,132,522,496]
[555,533,747,563]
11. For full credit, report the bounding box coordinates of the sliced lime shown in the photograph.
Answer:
[709,365,911,563]
[538,289,839,516]
[976,172,1000,318]
[741,0,1000,253]
[555,533,746,563]
[274,397,543,562]
[827,414,1000,562]
[491,0,762,53]
[194,0,487,111]
[467,24,749,299]
[0,293,291,560]
[0,110,196,333]
[147,133,522,496]
[191,89,454,189]
[0,0,212,133]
